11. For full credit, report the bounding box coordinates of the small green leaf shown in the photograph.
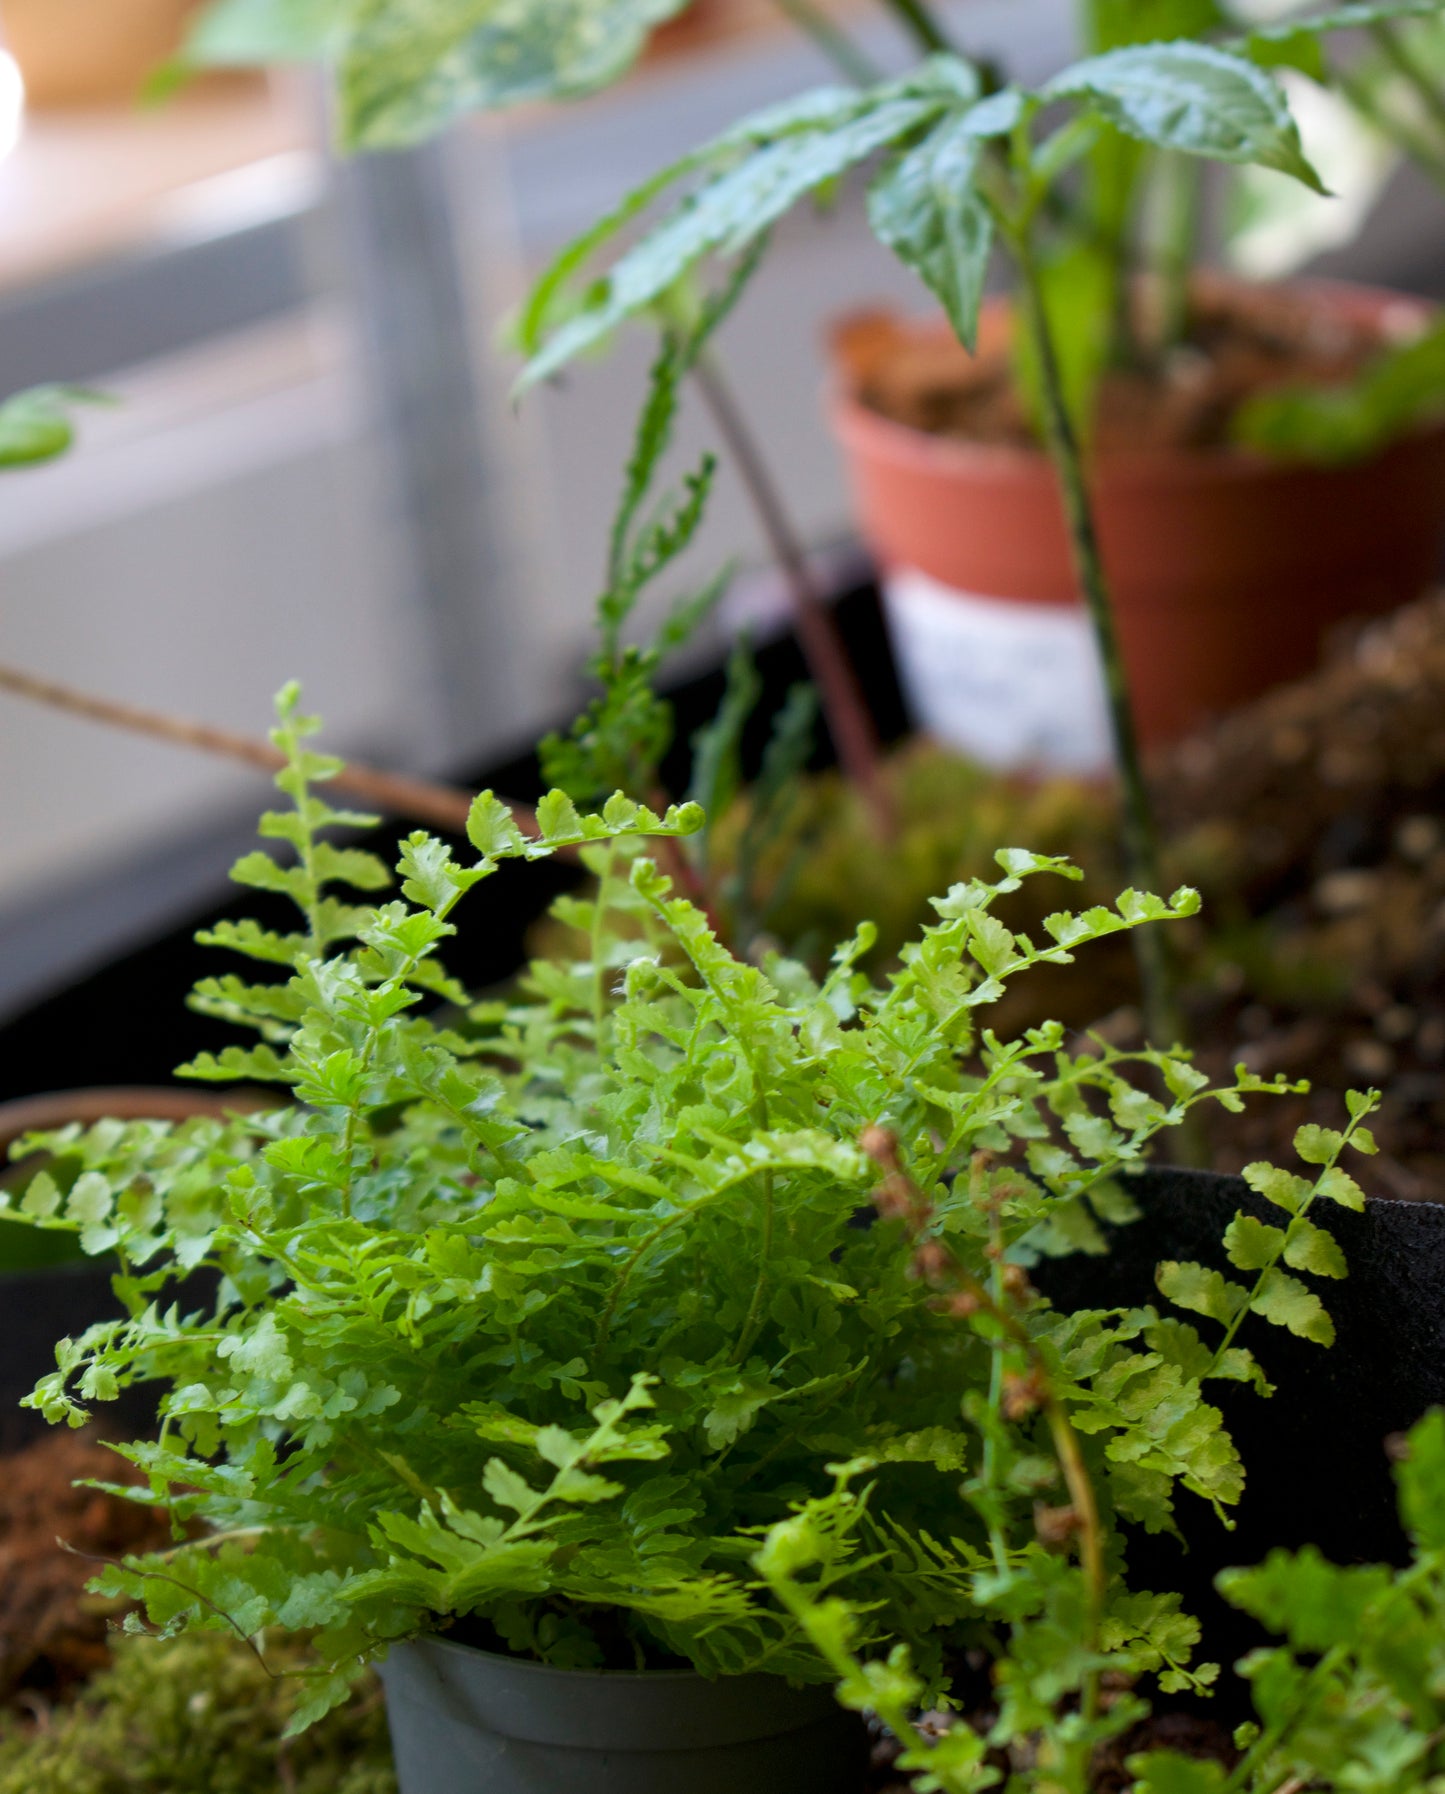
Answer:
[1283,1217,1347,1280]
[1398,1408,1445,1550]
[482,1458,538,1514]
[1129,1749,1229,1793]
[20,1170,62,1220]
[1241,1162,1310,1215]
[1223,1212,1285,1272]
[1316,1166,1366,1211]
[1249,1267,1334,1346]
[0,385,106,468]
[467,791,529,860]
[1157,1260,1250,1326]
[1294,1123,1345,1165]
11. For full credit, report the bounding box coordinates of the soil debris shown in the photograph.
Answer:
[834,283,1389,454]
[0,1430,175,1712]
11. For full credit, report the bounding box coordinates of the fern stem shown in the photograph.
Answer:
[688,355,893,834]
[589,841,618,1048]
[734,1167,776,1363]
[1203,1103,1374,1378]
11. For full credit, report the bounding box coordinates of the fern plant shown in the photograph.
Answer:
[0,687,1367,1745]
[759,1400,1445,1794]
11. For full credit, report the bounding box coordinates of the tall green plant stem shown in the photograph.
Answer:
[1009,236,1179,1049]
[1152,152,1201,355]
[1370,21,1445,142]
[771,0,882,85]
[1337,59,1445,190]
[689,354,893,833]
[881,0,955,55]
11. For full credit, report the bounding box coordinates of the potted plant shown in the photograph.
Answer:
[829,277,1445,767]
[3,678,1377,1792]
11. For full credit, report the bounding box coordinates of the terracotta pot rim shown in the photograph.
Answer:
[827,276,1444,486]
[0,1086,274,1159]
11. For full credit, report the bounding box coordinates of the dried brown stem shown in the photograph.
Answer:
[862,1127,1107,1672]
[0,658,541,841]
[689,356,893,833]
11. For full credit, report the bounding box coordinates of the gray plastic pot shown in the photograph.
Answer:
[379,1635,869,1794]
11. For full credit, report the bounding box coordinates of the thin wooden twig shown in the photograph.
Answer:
[0,658,540,840]
[689,356,894,833]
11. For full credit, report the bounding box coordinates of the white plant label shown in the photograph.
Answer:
[883,566,1112,775]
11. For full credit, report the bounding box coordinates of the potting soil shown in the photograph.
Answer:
[839,282,1396,454]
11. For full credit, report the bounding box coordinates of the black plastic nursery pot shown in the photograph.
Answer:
[380,1637,867,1794]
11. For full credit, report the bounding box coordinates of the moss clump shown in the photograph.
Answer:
[0,1633,395,1794]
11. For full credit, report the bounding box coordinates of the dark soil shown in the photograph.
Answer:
[0,1430,176,1714]
[864,1703,1236,1790]
[837,282,1402,453]
[1153,590,1445,1196]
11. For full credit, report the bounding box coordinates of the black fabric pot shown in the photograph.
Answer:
[1039,1167,1445,1682]
[379,1637,868,1794]
[0,1262,126,1453]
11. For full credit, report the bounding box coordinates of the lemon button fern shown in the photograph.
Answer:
[0,689,1366,1740]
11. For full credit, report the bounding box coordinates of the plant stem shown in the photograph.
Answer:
[771,0,883,85]
[1338,60,1445,190]
[0,656,541,841]
[689,354,893,833]
[589,841,618,1048]
[1152,152,1201,355]
[880,0,954,55]
[1010,240,1180,1050]
[1371,21,1445,142]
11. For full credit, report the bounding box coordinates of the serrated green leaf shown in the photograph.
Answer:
[1157,1259,1250,1325]
[482,1458,538,1514]
[522,93,941,386]
[1047,41,1324,189]
[867,109,994,351]
[1223,1212,1286,1271]
[338,0,691,149]
[1283,1216,1347,1280]
[1316,1165,1366,1211]
[20,1170,62,1220]
[1249,1267,1334,1345]
[1294,1122,1345,1165]
[1241,1161,1310,1214]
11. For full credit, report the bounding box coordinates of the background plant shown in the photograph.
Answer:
[154,0,1445,1041]
[0,1633,395,1794]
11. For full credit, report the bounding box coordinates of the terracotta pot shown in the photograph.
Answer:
[2,0,199,107]
[829,282,1445,768]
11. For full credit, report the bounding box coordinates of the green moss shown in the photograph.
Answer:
[0,1634,395,1794]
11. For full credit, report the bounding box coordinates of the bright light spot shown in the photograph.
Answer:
[0,51,25,167]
